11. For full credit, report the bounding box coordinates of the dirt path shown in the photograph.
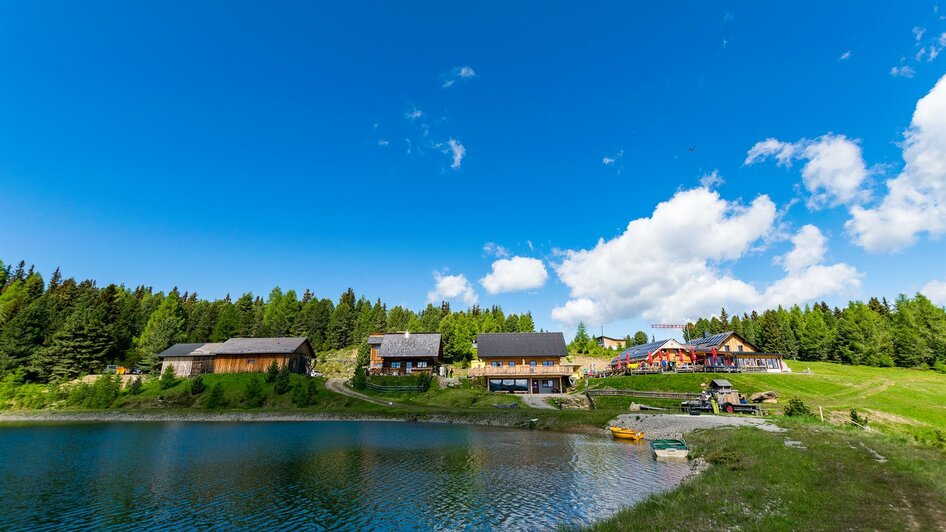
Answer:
[324,378,416,409]
[520,394,559,409]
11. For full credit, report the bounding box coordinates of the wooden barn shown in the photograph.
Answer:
[157,337,314,376]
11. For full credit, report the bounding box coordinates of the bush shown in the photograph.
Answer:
[205,383,225,408]
[243,376,265,407]
[352,367,367,389]
[159,365,178,390]
[784,397,814,417]
[265,360,280,383]
[274,366,291,395]
[190,375,206,395]
[292,379,318,407]
[128,376,143,395]
[70,375,121,409]
[850,408,869,427]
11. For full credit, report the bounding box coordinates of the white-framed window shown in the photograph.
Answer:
[417,361,428,368]
[508,361,516,367]
[391,362,401,369]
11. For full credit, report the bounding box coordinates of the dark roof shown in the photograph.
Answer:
[367,335,383,346]
[157,343,207,358]
[710,379,733,389]
[378,333,442,359]
[214,337,310,355]
[595,336,623,341]
[610,339,672,365]
[476,333,567,358]
[688,331,733,348]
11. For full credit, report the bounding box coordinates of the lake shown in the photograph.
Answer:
[0,421,690,530]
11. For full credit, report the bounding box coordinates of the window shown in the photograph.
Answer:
[391,362,401,369]
[508,361,516,367]
[738,345,744,352]
[544,380,554,387]
[247,359,254,365]
[417,361,427,368]
[724,345,730,352]
[530,360,537,367]
[542,360,554,367]
[491,361,501,367]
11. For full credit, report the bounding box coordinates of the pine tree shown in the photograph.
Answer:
[35,305,113,380]
[212,301,241,341]
[136,291,185,372]
[518,312,535,332]
[571,322,592,354]
[633,331,649,346]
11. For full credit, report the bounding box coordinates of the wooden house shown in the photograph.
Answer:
[157,337,314,376]
[368,332,442,376]
[469,332,570,394]
[609,338,692,370]
[595,335,625,350]
[687,331,788,372]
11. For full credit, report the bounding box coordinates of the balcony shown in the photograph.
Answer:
[468,365,573,378]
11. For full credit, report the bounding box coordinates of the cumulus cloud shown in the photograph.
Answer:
[746,134,871,209]
[481,257,549,294]
[550,188,859,325]
[921,278,946,306]
[847,74,946,252]
[427,272,477,304]
[699,169,725,189]
[442,66,477,88]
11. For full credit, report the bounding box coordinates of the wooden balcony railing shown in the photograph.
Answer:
[468,365,573,378]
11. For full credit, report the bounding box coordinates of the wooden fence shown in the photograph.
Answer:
[365,382,430,393]
[585,388,701,409]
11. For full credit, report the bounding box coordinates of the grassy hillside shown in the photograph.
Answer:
[585,360,946,443]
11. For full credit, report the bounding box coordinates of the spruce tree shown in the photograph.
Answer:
[37,305,113,380]
[136,291,186,372]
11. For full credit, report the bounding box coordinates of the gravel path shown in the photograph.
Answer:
[520,394,559,409]
[324,378,416,409]
[611,413,784,439]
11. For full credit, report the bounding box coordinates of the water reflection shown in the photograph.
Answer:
[0,422,690,531]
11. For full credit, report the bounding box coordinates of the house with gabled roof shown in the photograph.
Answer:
[157,337,314,376]
[687,331,788,372]
[469,332,571,394]
[609,338,691,370]
[366,332,443,376]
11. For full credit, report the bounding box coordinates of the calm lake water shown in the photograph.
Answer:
[0,421,690,530]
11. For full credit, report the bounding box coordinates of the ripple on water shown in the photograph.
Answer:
[0,422,690,531]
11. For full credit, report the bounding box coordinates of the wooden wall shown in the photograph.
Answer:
[213,354,297,374]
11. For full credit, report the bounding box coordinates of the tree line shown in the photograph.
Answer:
[0,260,536,383]
[684,295,946,369]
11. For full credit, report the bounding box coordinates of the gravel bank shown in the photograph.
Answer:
[611,413,784,439]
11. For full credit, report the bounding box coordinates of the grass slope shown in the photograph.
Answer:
[587,422,946,531]
[586,361,946,443]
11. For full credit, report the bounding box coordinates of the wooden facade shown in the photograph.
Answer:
[157,337,313,377]
[212,353,305,374]
[474,333,570,394]
[368,332,442,376]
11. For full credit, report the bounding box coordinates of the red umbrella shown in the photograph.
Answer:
[647,351,653,365]
[690,345,696,363]
[711,346,718,365]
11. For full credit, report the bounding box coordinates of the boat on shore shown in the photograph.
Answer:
[650,438,689,458]
[608,426,644,440]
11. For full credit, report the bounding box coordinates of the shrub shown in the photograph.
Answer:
[244,377,265,407]
[70,375,121,409]
[128,376,143,395]
[850,408,869,427]
[205,383,225,408]
[274,366,291,395]
[265,360,280,383]
[190,375,206,395]
[292,379,318,407]
[159,365,178,390]
[784,397,814,417]
[352,367,367,389]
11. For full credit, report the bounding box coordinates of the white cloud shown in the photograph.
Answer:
[446,138,465,169]
[848,74,946,252]
[377,139,389,147]
[550,188,859,326]
[914,26,927,43]
[442,66,477,88]
[602,149,624,166]
[699,169,725,189]
[481,257,549,294]
[482,242,510,258]
[921,278,946,306]
[891,65,916,78]
[746,134,870,209]
[839,50,852,61]
[406,107,423,120]
[427,272,477,304]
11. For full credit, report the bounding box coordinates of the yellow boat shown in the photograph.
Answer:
[609,426,644,440]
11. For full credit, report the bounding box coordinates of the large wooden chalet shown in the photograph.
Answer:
[158,337,314,377]
[607,331,788,374]
[609,338,691,370]
[469,332,571,394]
[367,332,443,376]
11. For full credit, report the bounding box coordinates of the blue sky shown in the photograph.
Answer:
[3,2,946,339]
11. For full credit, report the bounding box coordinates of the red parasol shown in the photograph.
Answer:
[647,351,653,365]
[711,346,718,365]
